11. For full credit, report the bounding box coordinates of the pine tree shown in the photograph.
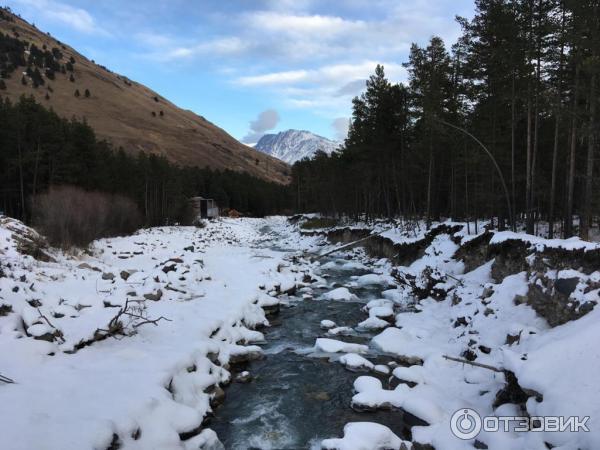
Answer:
[405,37,453,226]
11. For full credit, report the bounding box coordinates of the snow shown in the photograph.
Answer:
[283,216,600,449]
[368,305,394,319]
[357,317,390,330]
[0,217,301,450]
[3,213,600,450]
[339,353,374,371]
[353,273,392,287]
[323,287,357,301]
[314,338,368,354]
[320,319,336,329]
[327,326,354,336]
[321,422,407,450]
[490,231,600,252]
[255,129,340,164]
[503,306,600,449]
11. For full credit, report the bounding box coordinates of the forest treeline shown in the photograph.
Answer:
[291,0,599,239]
[0,96,291,228]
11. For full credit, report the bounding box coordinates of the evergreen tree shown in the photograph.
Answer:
[291,1,600,239]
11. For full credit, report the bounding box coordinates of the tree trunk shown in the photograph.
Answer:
[565,65,580,237]
[581,73,597,240]
[426,140,434,230]
[549,6,565,239]
[511,73,516,229]
[526,89,534,234]
[549,112,560,238]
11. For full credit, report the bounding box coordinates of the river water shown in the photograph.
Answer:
[208,233,423,449]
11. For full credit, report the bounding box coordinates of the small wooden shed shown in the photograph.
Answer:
[188,196,219,220]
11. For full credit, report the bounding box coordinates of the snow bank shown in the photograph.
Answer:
[0,217,299,450]
[314,338,368,354]
[490,230,600,252]
[321,422,406,450]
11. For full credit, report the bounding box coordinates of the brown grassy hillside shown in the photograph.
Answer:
[0,7,289,184]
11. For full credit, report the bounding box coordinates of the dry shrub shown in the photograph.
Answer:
[34,186,142,248]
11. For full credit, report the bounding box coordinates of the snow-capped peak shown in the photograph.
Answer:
[254,129,341,164]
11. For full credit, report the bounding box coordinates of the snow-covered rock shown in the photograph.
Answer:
[320,319,336,329]
[323,287,357,301]
[314,338,368,354]
[339,353,374,371]
[321,422,406,450]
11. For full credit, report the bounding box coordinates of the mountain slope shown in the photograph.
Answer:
[255,130,340,164]
[0,8,289,184]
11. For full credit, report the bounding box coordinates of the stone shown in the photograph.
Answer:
[143,289,163,301]
[234,371,253,383]
[120,270,132,281]
[554,277,579,296]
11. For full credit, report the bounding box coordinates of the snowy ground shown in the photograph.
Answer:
[1,214,599,450]
[293,218,600,450]
[0,216,301,450]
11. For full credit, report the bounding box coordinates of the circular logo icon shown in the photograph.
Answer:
[450,408,482,440]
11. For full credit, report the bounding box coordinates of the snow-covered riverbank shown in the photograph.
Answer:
[1,215,599,450]
[0,216,301,450]
[295,219,600,450]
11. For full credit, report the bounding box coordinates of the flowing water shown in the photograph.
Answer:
[208,230,423,449]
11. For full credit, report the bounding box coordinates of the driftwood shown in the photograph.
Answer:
[443,355,503,373]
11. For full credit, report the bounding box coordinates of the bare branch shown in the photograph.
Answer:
[0,373,15,384]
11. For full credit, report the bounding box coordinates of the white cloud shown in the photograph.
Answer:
[54,0,470,134]
[245,12,365,36]
[234,61,406,117]
[237,62,405,87]
[141,36,248,62]
[13,0,106,34]
[243,109,280,143]
[237,69,309,86]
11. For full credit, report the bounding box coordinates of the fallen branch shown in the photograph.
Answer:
[127,312,172,328]
[443,355,503,373]
[0,373,15,384]
[315,228,392,259]
[36,307,65,343]
[72,298,171,352]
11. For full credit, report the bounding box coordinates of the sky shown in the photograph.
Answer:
[4,0,474,143]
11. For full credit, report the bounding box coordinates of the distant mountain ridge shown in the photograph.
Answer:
[255,130,341,164]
